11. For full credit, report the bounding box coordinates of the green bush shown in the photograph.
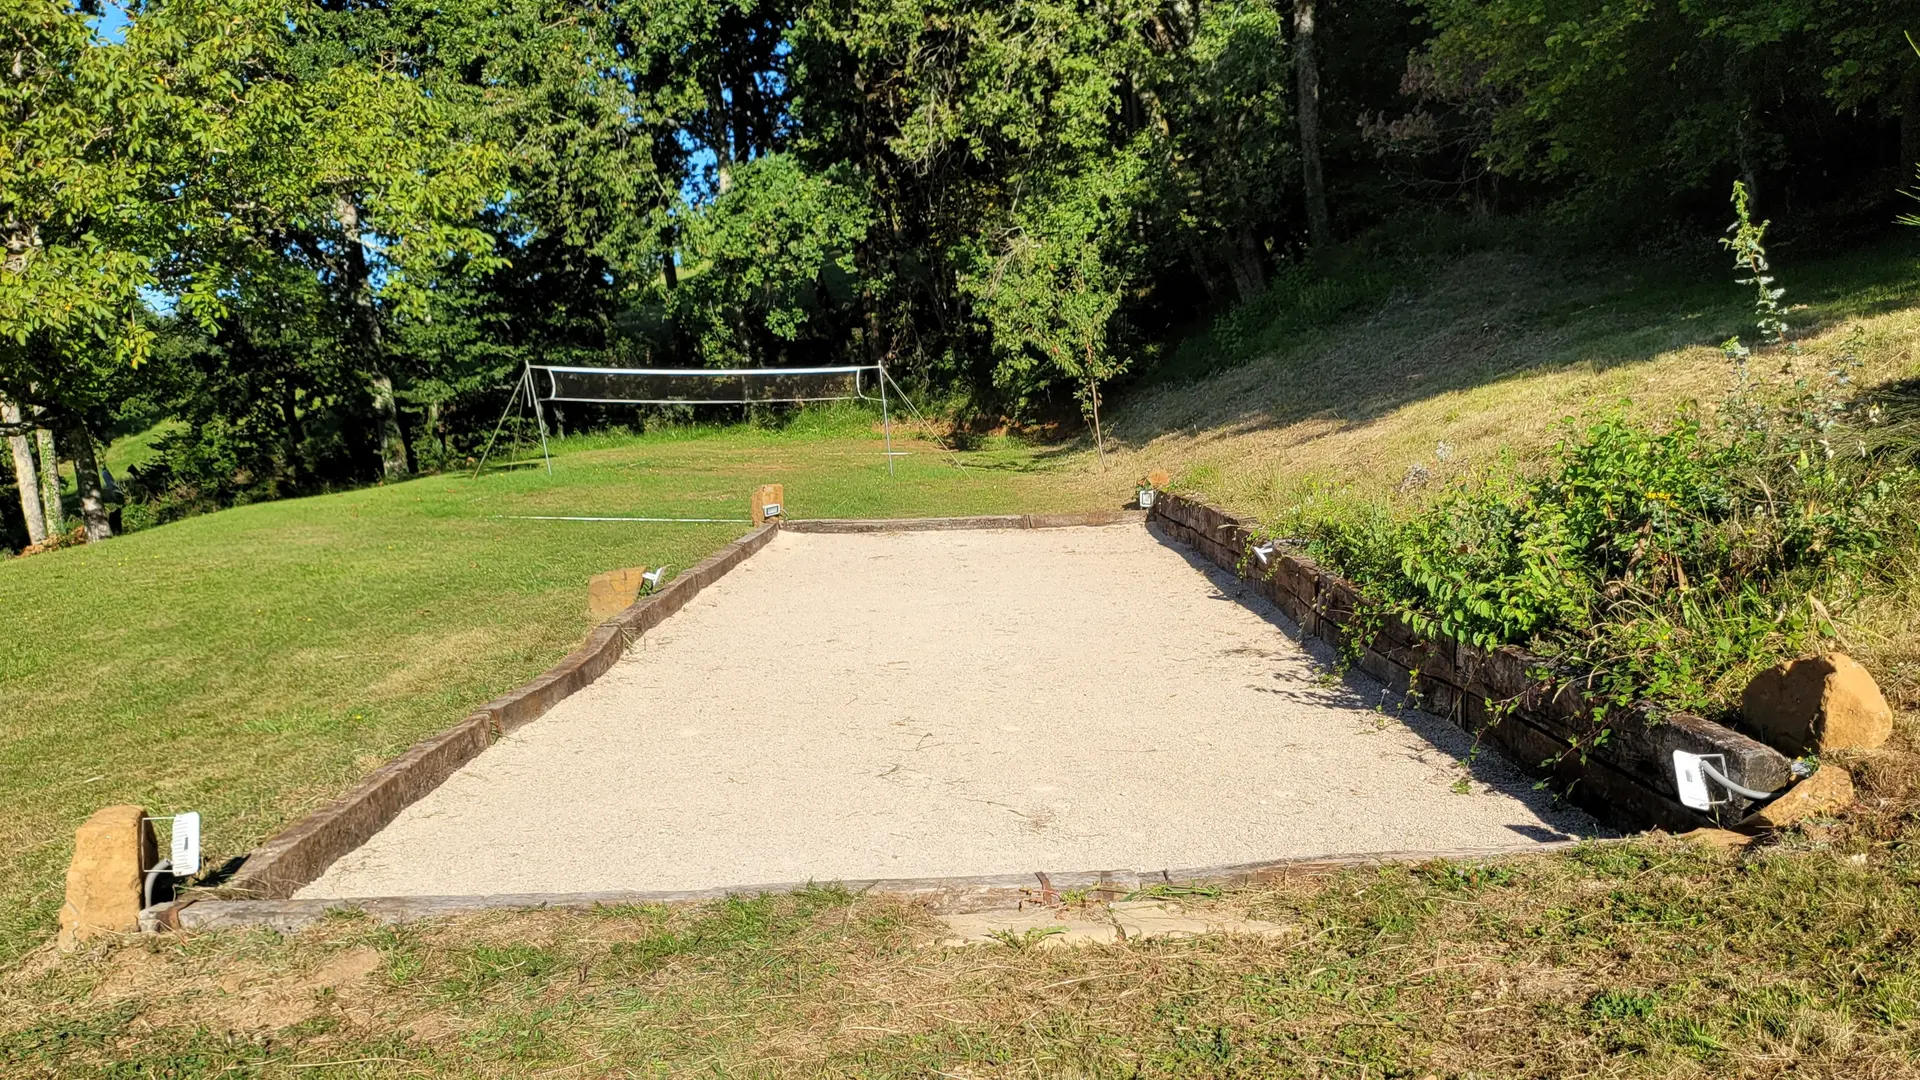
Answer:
[1286,389,1915,720]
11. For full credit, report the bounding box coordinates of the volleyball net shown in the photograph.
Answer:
[474,362,900,477]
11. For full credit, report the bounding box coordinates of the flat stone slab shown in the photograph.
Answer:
[937,900,1291,947]
[298,526,1595,900]
[938,908,1120,948]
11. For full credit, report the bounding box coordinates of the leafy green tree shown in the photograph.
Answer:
[671,155,872,366]
[966,148,1147,460]
[2,0,291,536]
[789,0,1299,412]
[1145,0,1294,301]
[1413,0,1912,220]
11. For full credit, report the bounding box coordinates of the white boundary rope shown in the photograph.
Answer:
[493,515,751,523]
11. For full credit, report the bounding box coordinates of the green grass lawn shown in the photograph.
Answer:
[0,413,1119,964]
[99,419,185,480]
[4,837,1915,1077]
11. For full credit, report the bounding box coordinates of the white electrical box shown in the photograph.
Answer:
[1672,751,1726,811]
[170,811,201,877]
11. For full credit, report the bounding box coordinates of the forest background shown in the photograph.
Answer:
[5,0,1918,548]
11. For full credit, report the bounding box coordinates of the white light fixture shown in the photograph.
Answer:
[1673,751,1782,810]
[141,812,202,909]
[1251,541,1275,566]
[643,566,669,592]
[169,811,201,876]
[1672,751,1723,810]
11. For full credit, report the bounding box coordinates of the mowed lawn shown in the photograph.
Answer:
[0,420,1119,962]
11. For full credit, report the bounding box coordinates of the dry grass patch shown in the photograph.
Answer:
[1098,247,1920,518]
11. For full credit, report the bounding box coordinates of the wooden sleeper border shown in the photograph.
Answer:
[1148,490,1792,832]
[783,510,1145,533]
[148,499,1709,933]
[147,841,1583,934]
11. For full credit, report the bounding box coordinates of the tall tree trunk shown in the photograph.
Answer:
[335,194,409,481]
[35,423,64,537]
[67,421,112,541]
[2,396,47,546]
[1292,0,1331,247]
[1229,227,1267,302]
[1084,343,1107,469]
[280,377,304,487]
[1901,70,1920,181]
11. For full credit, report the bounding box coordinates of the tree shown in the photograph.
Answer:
[2,1,325,532]
[35,427,62,537]
[1412,0,1904,220]
[1144,0,1293,302]
[1,395,46,545]
[967,149,1147,462]
[3,0,509,521]
[670,155,872,366]
[1293,0,1331,246]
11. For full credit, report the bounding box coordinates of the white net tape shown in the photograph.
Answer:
[534,365,876,406]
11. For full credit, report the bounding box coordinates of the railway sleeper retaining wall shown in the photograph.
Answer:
[1149,491,1791,832]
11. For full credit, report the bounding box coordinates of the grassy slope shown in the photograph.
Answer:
[1104,238,1920,512]
[0,415,1119,963]
[8,243,1920,1076]
[100,419,184,479]
[1100,236,1920,721]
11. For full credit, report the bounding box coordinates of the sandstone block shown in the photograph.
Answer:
[1741,653,1892,755]
[1144,470,1170,489]
[1740,766,1855,831]
[1109,900,1291,942]
[59,805,156,951]
[588,567,649,621]
[1678,827,1756,852]
[750,483,785,526]
[937,909,1116,948]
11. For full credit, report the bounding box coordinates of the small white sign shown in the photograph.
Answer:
[762,502,783,519]
[1672,752,1722,811]
[170,811,201,877]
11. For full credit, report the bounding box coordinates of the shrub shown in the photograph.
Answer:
[1285,387,1915,720]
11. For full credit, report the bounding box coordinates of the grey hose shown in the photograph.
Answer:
[1701,760,1782,802]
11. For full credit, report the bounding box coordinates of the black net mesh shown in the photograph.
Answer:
[538,366,871,404]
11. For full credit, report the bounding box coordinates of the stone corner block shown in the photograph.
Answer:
[1741,653,1893,756]
[588,567,649,621]
[751,483,786,526]
[1739,766,1855,831]
[59,805,156,952]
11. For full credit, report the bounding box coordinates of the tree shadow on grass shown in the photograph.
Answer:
[1104,237,1920,456]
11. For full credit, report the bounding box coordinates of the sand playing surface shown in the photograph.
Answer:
[299,525,1595,899]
